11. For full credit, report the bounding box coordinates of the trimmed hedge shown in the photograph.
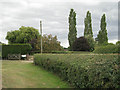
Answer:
[34,54,120,88]
[51,51,73,54]
[1,44,32,58]
[94,45,120,54]
[0,45,1,59]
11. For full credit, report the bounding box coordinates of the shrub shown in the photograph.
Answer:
[51,51,69,54]
[1,44,32,59]
[107,43,114,45]
[0,45,1,59]
[72,37,90,51]
[85,35,95,51]
[116,41,120,45]
[94,45,119,54]
[34,54,119,88]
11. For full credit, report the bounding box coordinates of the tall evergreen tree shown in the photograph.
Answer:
[97,14,108,44]
[84,11,93,37]
[68,9,77,50]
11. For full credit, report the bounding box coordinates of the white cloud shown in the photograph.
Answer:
[0,1,118,48]
[108,39,118,44]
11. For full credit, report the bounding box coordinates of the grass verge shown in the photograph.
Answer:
[2,60,71,88]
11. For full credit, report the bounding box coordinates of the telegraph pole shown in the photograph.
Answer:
[40,21,42,54]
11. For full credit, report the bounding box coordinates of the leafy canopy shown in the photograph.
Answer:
[97,14,108,45]
[6,26,40,44]
[36,34,63,52]
[68,9,77,50]
[72,36,90,51]
[84,11,93,37]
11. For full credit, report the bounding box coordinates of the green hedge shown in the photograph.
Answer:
[34,54,120,88]
[94,45,120,54]
[1,44,32,58]
[0,45,1,59]
[51,51,73,54]
[51,51,93,54]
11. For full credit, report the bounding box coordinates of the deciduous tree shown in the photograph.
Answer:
[72,36,90,51]
[68,9,77,50]
[84,11,93,37]
[6,26,40,44]
[84,11,94,51]
[97,14,108,45]
[37,34,63,52]
[6,26,40,50]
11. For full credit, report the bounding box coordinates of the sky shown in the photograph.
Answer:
[0,0,119,48]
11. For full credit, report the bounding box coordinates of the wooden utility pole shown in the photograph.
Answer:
[40,21,42,54]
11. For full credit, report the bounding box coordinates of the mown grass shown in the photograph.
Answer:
[2,60,71,88]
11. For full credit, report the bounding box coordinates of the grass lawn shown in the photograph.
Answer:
[2,60,71,88]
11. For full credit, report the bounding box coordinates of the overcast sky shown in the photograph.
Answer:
[0,0,119,47]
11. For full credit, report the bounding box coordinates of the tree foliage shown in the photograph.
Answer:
[116,41,120,45]
[6,26,40,44]
[84,11,93,37]
[84,11,94,51]
[72,37,90,51]
[6,26,63,52]
[97,14,108,45]
[85,35,95,51]
[37,34,63,52]
[68,9,77,50]
[0,42,3,44]
[6,26,40,50]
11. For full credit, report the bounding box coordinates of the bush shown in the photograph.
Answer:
[94,45,119,54]
[34,54,119,88]
[72,37,90,51]
[1,44,32,59]
[0,45,1,59]
[85,35,95,51]
[51,51,69,54]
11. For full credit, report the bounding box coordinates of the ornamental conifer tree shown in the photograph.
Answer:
[84,11,93,37]
[68,9,77,50]
[97,14,108,45]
